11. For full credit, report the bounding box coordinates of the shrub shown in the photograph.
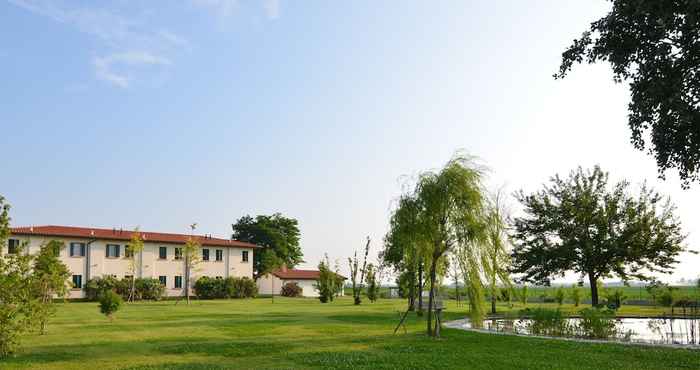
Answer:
[605,289,627,309]
[280,282,303,297]
[575,308,619,339]
[134,278,165,300]
[194,276,257,299]
[570,284,583,307]
[554,287,565,305]
[99,290,122,322]
[526,308,570,337]
[519,285,528,306]
[658,288,676,307]
[85,276,120,301]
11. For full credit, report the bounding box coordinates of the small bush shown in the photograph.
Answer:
[526,308,570,336]
[554,288,565,305]
[658,288,676,307]
[605,289,627,309]
[575,308,619,339]
[85,276,120,301]
[99,290,122,322]
[570,285,583,307]
[280,282,303,297]
[135,278,165,300]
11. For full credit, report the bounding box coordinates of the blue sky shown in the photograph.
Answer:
[1,0,698,282]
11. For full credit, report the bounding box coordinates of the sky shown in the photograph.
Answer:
[1,0,698,284]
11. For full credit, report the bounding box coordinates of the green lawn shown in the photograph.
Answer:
[5,297,699,370]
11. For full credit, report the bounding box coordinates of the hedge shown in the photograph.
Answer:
[194,276,257,299]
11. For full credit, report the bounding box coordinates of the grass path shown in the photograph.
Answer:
[4,297,699,369]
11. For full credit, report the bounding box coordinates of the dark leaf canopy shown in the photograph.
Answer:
[512,166,688,285]
[556,1,700,186]
[231,213,303,276]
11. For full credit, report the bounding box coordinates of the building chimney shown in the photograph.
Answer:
[280,265,288,272]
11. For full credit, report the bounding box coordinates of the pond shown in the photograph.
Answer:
[450,317,700,347]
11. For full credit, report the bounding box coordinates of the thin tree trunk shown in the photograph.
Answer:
[426,255,438,337]
[185,255,190,305]
[417,261,424,316]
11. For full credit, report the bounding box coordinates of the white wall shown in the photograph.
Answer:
[256,274,321,298]
[5,234,254,299]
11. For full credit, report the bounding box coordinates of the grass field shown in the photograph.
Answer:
[5,297,699,370]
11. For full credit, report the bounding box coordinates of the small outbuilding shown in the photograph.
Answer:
[256,266,345,298]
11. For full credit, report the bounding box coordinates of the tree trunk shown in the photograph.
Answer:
[426,255,439,337]
[491,293,496,315]
[408,270,416,311]
[185,256,190,305]
[589,274,598,306]
[417,262,424,316]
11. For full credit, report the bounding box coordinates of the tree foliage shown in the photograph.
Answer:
[316,254,343,303]
[482,191,512,314]
[99,290,122,322]
[127,229,145,302]
[512,166,688,305]
[365,263,380,303]
[381,195,427,312]
[0,197,38,356]
[556,0,700,187]
[232,214,303,277]
[182,236,201,305]
[32,240,70,334]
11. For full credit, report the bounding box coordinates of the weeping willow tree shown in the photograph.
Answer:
[381,195,429,313]
[454,241,486,326]
[413,155,488,338]
[482,190,513,314]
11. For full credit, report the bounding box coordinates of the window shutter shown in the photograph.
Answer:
[106,245,109,257]
[70,244,75,257]
[81,244,86,257]
[116,245,120,258]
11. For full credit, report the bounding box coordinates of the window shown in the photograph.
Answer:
[242,250,249,262]
[215,249,223,262]
[174,247,183,260]
[202,249,210,261]
[72,275,83,289]
[174,276,182,289]
[159,276,167,286]
[7,239,19,254]
[159,247,167,259]
[70,242,86,257]
[106,244,120,258]
[124,244,133,258]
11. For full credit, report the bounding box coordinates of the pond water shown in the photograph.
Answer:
[455,317,700,347]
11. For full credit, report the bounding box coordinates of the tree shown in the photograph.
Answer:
[382,195,427,313]
[231,214,303,277]
[365,263,380,303]
[99,290,122,322]
[555,1,700,187]
[555,287,565,306]
[127,229,145,302]
[414,155,487,337]
[571,284,583,307]
[348,238,370,305]
[182,223,202,305]
[316,254,342,303]
[0,196,40,357]
[519,285,528,306]
[482,191,512,314]
[512,166,688,306]
[32,240,70,334]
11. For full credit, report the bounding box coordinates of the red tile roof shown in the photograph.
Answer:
[272,268,346,280]
[10,225,259,248]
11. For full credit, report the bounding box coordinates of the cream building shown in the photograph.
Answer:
[6,225,258,299]
[257,266,346,298]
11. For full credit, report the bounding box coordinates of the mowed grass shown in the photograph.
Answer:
[4,297,699,370]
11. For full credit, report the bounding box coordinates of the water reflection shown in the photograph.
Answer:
[463,317,699,346]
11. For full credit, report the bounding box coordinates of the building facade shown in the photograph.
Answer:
[5,225,258,299]
[257,266,345,298]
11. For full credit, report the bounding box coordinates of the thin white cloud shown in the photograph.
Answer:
[93,51,172,88]
[8,0,187,87]
[264,0,279,20]
[191,0,238,18]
